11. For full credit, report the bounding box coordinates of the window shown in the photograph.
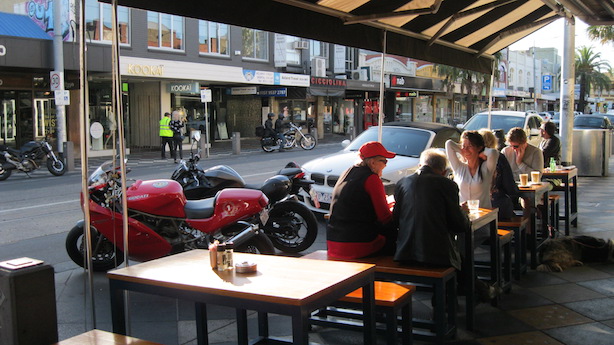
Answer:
[198,21,229,55]
[518,69,523,86]
[242,28,268,60]
[310,40,329,59]
[85,0,130,44]
[147,12,184,50]
[284,35,301,65]
[345,47,355,71]
[509,68,514,84]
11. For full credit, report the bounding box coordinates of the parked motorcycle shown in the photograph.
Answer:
[257,122,316,152]
[0,139,66,180]
[171,136,319,253]
[65,160,275,271]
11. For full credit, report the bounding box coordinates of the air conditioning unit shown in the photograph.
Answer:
[351,69,368,81]
[293,41,309,50]
[311,57,326,77]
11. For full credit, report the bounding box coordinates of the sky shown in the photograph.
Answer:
[509,18,614,67]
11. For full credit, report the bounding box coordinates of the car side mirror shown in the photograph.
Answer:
[456,124,464,129]
[341,139,351,148]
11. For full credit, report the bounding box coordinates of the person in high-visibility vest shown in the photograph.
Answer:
[160,112,173,159]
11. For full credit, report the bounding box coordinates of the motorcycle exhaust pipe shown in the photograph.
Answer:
[227,222,260,248]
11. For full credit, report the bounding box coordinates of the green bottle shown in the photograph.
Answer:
[550,157,556,172]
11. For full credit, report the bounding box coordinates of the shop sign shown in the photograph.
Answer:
[127,64,164,76]
[310,77,347,89]
[230,87,258,95]
[168,82,200,94]
[0,45,5,56]
[258,87,287,97]
[395,91,418,98]
[390,75,407,87]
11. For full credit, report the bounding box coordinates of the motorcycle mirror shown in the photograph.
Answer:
[192,131,201,142]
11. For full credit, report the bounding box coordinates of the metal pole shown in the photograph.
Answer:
[377,30,387,143]
[111,0,132,333]
[533,44,538,111]
[559,17,575,166]
[487,59,495,129]
[77,0,96,328]
[53,0,66,153]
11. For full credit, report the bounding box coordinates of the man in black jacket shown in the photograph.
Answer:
[539,121,561,166]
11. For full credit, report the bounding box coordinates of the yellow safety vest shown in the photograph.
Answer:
[159,117,173,137]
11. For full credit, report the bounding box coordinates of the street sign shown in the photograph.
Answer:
[54,90,70,105]
[200,89,212,103]
[542,75,552,91]
[50,71,64,91]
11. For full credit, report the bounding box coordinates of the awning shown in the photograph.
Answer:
[104,0,613,75]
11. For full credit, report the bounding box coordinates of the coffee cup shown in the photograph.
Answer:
[531,171,540,184]
[519,173,529,186]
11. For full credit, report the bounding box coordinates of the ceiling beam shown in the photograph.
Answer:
[342,0,443,25]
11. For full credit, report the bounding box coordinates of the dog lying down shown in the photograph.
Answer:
[537,235,614,272]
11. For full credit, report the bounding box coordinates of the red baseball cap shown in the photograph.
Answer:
[359,141,396,159]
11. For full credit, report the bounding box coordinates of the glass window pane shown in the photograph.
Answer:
[160,14,171,48]
[102,5,112,41]
[218,24,228,55]
[255,30,267,59]
[85,0,99,40]
[147,12,159,47]
[173,16,183,49]
[199,20,209,53]
[242,28,254,57]
[118,7,130,44]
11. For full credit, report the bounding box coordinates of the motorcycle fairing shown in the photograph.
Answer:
[88,200,172,261]
[186,188,269,232]
[126,179,187,218]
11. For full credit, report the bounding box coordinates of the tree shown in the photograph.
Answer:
[587,25,614,45]
[574,46,611,113]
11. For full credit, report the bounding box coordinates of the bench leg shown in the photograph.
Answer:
[385,307,399,345]
[401,302,412,345]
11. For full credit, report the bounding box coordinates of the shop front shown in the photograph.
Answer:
[308,77,348,137]
[345,79,381,137]
[389,74,446,124]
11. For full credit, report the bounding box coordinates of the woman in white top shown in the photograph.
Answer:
[445,130,499,209]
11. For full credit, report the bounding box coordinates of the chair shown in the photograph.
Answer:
[499,216,529,279]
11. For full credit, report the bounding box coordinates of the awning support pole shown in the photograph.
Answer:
[378,30,387,143]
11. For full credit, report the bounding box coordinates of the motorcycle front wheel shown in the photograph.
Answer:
[0,167,11,181]
[234,232,276,254]
[65,223,124,271]
[47,157,66,176]
[299,134,316,150]
[264,200,318,253]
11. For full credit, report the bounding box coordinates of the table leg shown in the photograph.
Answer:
[571,176,578,227]
[258,312,269,338]
[291,310,310,345]
[195,303,209,345]
[236,309,248,345]
[464,228,475,331]
[109,281,126,335]
[489,219,501,306]
[564,180,571,235]
[362,279,376,345]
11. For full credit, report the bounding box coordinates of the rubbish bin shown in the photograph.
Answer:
[0,258,57,344]
[572,129,611,176]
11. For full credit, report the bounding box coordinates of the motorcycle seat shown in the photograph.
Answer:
[278,167,302,177]
[184,198,215,219]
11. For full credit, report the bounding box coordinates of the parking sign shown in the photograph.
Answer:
[542,75,552,91]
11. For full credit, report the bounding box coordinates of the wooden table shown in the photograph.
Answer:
[108,250,376,345]
[465,207,499,331]
[518,182,553,268]
[542,167,578,235]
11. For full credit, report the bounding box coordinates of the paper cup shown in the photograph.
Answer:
[519,173,529,186]
[531,171,540,184]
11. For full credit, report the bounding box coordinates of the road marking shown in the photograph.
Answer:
[0,199,79,213]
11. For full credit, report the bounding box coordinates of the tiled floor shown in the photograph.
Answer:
[54,159,614,345]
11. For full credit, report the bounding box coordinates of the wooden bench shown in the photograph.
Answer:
[54,329,162,345]
[311,281,415,345]
[499,216,529,279]
[303,250,457,343]
[475,229,513,297]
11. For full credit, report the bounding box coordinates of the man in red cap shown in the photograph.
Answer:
[327,141,397,259]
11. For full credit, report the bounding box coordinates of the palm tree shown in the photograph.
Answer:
[574,46,611,113]
[587,25,614,45]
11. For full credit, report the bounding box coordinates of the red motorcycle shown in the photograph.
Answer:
[65,161,275,271]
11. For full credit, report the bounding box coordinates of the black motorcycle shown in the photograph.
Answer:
[0,139,66,180]
[256,122,316,152]
[171,134,318,253]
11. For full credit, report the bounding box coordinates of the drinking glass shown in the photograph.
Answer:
[519,173,529,186]
[468,199,479,213]
[531,171,540,184]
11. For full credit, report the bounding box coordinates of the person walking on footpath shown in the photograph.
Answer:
[159,112,173,159]
[170,110,185,163]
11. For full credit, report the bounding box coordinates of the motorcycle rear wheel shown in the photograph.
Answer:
[0,168,11,181]
[261,138,280,153]
[265,200,318,253]
[234,232,276,254]
[47,157,66,176]
[299,134,316,150]
[65,223,124,271]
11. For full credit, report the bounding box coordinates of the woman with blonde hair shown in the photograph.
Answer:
[479,129,519,220]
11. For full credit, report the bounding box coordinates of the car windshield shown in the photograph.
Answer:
[463,114,524,132]
[345,127,431,157]
[574,117,605,128]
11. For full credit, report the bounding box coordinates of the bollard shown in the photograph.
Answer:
[232,132,241,155]
[0,258,58,344]
[63,141,75,171]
